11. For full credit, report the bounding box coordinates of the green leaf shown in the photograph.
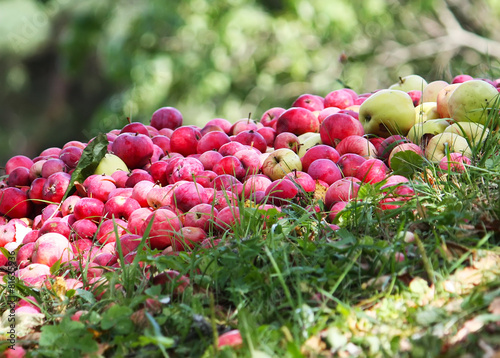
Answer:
[61,133,109,202]
[390,150,426,178]
[101,305,134,334]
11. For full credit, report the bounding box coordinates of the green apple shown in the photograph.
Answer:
[407,118,451,145]
[447,80,499,126]
[425,132,472,162]
[359,89,416,137]
[389,74,428,92]
[415,102,440,123]
[298,133,322,157]
[422,80,449,102]
[261,148,302,180]
[94,153,130,175]
[443,122,489,146]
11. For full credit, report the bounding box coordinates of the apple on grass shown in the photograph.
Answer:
[359,89,416,137]
[444,122,489,146]
[261,148,302,181]
[300,144,340,172]
[439,152,472,173]
[436,83,461,118]
[406,119,450,146]
[387,143,424,169]
[415,102,439,123]
[425,132,472,162]
[447,80,499,125]
[335,135,377,159]
[355,158,389,184]
[319,113,364,147]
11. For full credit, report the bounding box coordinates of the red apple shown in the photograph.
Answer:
[324,177,361,209]
[184,203,219,232]
[300,144,340,172]
[307,159,343,185]
[292,94,324,112]
[120,122,150,136]
[260,107,286,129]
[355,158,389,184]
[205,118,233,134]
[324,89,355,109]
[5,155,34,175]
[257,127,276,147]
[150,106,183,130]
[0,187,32,219]
[276,107,320,136]
[336,153,366,178]
[141,208,182,250]
[274,132,300,153]
[197,131,231,153]
[198,151,223,171]
[335,135,377,158]
[112,133,155,169]
[264,178,299,206]
[319,113,364,147]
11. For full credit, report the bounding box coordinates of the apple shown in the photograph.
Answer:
[214,205,241,232]
[422,80,449,102]
[205,118,233,134]
[375,135,410,162]
[218,330,244,349]
[198,151,223,171]
[388,75,428,92]
[335,135,377,158]
[196,131,231,154]
[59,146,83,169]
[451,74,474,84]
[120,122,150,136]
[256,126,276,147]
[95,218,128,245]
[151,135,171,155]
[447,80,499,125]
[112,133,155,169]
[104,195,141,220]
[127,207,153,235]
[300,144,340,172]
[284,170,316,193]
[355,158,389,184]
[439,152,471,173]
[71,219,98,241]
[169,126,202,157]
[292,94,324,111]
[234,130,267,153]
[32,232,74,267]
[307,159,343,185]
[406,118,451,145]
[337,153,366,178]
[324,89,355,109]
[150,106,183,130]
[218,141,246,156]
[183,203,219,232]
[264,178,299,206]
[213,156,246,180]
[436,83,461,118]
[297,133,322,157]
[415,102,439,123]
[73,197,105,222]
[86,175,117,202]
[324,177,361,209]
[260,107,286,129]
[39,217,71,238]
[425,132,472,162]
[274,132,300,153]
[41,158,66,178]
[388,143,424,169]
[359,89,416,137]
[319,113,364,147]
[275,107,320,136]
[5,155,33,175]
[172,181,208,213]
[261,148,302,180]
[407,90,422,106]
[443,121,489,147]
[7,167,31,187]
[125,169,154,187]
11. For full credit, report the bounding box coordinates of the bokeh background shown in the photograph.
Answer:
[1,0,500,167]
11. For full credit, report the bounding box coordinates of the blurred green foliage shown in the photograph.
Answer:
[1,0,500,165]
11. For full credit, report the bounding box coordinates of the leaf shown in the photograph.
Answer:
[61,133,109,202]
[101,305,134,334]
[390,150,426,178]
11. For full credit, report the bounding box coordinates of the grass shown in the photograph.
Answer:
[2,118,500,357]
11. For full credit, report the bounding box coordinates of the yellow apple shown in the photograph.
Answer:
[261,148,302,180]
[443,122,489,146]
[298,133,322,157]
[407,118,451,145]
[389,74,428,92]
[447,80,499,126]
[425,132,472,162]
[94,153,130,175]
[415,102,440,123]
[422,80,449,102]
[359,89,416,137]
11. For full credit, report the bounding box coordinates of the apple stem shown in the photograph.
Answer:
[247,113,252,124]
[127,117,132,124]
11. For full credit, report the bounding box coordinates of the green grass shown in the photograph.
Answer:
[2,118,500,357]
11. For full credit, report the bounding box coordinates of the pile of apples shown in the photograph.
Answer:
[1,73,499,292]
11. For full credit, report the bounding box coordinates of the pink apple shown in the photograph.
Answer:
[377,135,411,162]
[324,89,355,109]
[32,232,74,267]
[317,107,341,123]
[95,218,128,245]
[213,156,246,180]
[260,107,286,129]
[41,158,67,178]
[196,131,231,153]
[7,167,31,187]
[86,175,117,202]
[194,170,217,188]
[167,157,204,184]
[151,135,171,155]
[184,203,219,232]
[200,124,225,136]
[324,177,361,209]
[150,106,183,130]
[438,152,471,173]
[319,113,364,147]
[111,170,130,188]
[300,144,340,172]
[148,161,169,186]
[198,151,224,171]
[171,226,207,251]
[451,74,474,84]
[125,169,154,187]
[336,153,366,178]
[140,208,182,249]
[0,187,32,219]
[127,207,153,235]
[112,133,154,169]
[218,330,243,349]
[120,122,150,136]
[230,118,260,135]
[276,107,320,136]
[327,201,348,222]
[234,149,261,178]
[274,132,300,153]
[284,170,316,193]
[355,158,389,184]
[214,205,241,232]
[73,197,105,222]
[307,159,343,185]
[264,178,299,206]
[233,130,267,153]
[243,174,272,198]
[39,217,71,239]
[146,185,175,209]
[71,219,98,241]
[5,155,33,175]
[388,143,424,169]
[208,189,238,211]
[257,127,276,147]
[205,118,233,134]
[407,90,422,106]
[292,94,325,112]
[104,195,141,220]
[218,141,246,156]
[335,135,377,158]
[172,181,208,212]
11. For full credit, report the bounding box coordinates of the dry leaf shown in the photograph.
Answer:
[488,297,500,315]
[301,335,327,356]
[450,318,484,344]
